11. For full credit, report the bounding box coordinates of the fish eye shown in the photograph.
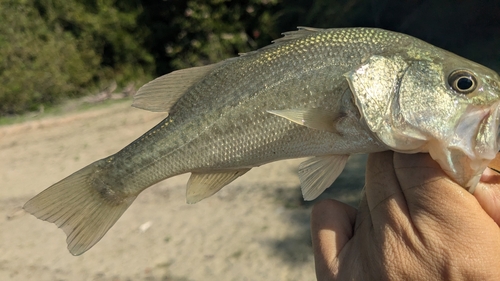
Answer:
[448,70,477,94]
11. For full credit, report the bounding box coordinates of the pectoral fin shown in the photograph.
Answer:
[186,169,251,204]
[133,63,220,112]
[267,108,340,132]
[298,155,349,200]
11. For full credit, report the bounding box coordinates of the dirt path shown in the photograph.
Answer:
[0,101,364,281]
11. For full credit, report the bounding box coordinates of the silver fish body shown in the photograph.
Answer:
[24,27,500,255]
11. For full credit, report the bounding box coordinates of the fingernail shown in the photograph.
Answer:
[480,168,500,184]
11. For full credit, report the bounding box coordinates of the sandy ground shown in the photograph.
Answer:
[0,101,366,281]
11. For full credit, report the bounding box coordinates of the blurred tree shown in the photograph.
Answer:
[275,0,500,71]
[0,0,99,114]
[34,0,154,83]
[138,0,281,74]
[1,0,499,116]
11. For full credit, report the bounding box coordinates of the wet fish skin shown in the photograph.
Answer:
[24,27,500,255]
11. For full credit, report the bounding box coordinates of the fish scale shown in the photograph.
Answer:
[24,27,500,256]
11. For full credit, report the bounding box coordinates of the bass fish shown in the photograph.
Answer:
[24,27,500,255]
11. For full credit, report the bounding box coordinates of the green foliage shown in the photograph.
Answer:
[34,0,154,82]
[0,0,499,116]
[0,0,155,115]
[139,0,281,73]
[0,0,99,114]
[174,0,279,68]
[0,0,281,116]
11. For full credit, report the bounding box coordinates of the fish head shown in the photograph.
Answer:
[347,52,500,191]
[427,52,500,191]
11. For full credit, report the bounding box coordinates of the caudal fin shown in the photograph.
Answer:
[23,162,136,255]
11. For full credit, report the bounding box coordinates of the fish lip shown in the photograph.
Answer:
[454,102,500,162]
[469,102,500,179]
[430,102,500,190]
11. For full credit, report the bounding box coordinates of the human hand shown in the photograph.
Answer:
[311,151,500,280]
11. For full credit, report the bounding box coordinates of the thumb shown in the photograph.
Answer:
[311,199,356,279]
[475,168,500,225]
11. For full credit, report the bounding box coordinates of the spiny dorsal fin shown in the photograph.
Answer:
[186,169,251,204]
[273,27,325,44]
[135,27,326,111]
[267,108,340,132]
[299,155,349,200]
[132,63,219,112]
[239,27,325,56]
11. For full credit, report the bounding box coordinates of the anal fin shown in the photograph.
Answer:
[186,169,251,204]
[298,155,349,200]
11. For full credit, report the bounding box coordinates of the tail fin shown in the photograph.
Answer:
[24,161,137,255]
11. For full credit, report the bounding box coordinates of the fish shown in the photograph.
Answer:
[24,27,500,255]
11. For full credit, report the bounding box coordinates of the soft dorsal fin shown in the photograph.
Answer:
[132,63,219,112]
[239,27,325,56]
[267,108,340,132]
[186,169,251,204]
[134,27,326,111]
[298,155,349,200]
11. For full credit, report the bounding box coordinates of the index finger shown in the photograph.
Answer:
[474,168,500,225]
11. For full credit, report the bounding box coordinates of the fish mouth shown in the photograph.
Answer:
[437,102,500,191]
[484,103,500,173]
[474,103,500,159]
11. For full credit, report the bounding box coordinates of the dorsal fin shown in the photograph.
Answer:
[134,27,326,111]
[239,27,325,56]
[272,27,325,44]
[132,63,219,112]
